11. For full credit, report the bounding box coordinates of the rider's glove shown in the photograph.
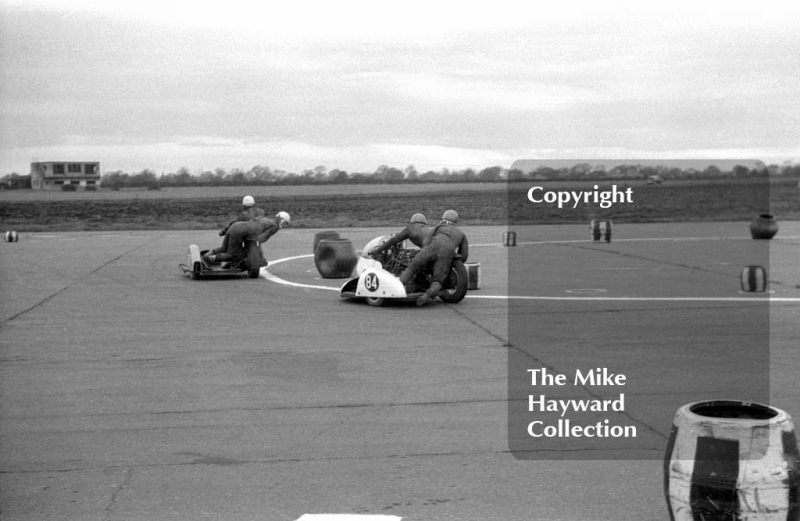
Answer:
[219,229,226,236]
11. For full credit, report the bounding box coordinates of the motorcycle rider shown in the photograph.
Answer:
[219,195,267,236]
[204,211,290,266]
[210,196,270,260]
[368,213,431,257]
[397,209,469,306]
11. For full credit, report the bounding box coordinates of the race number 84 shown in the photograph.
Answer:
[364,272,380,292]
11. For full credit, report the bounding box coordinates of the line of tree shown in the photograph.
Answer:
[95,162,800,190]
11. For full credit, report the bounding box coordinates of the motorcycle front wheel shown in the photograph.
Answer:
[438,259,469,303]
[365,296,386,307]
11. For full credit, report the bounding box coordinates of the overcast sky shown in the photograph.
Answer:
[1,0,798,175]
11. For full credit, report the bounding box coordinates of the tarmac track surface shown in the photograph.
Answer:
[1,223,798,521]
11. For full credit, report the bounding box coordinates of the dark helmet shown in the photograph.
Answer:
[442,209,459,223]
[409,213,427,225]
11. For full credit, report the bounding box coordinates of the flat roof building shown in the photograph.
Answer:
[31,161,100,190]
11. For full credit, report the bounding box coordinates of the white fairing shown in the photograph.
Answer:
[356,256,382,276]
[188,244,202,265]
[356,235,403,276]
[354,267,408,298]
[360,235,392,258]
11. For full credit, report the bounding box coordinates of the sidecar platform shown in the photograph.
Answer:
[179,245,262,280]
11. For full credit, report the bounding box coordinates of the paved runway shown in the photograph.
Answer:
[1,223,798,520]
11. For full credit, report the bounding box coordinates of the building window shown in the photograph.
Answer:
[54,180,64,185]
[53,164,65,174]
[85,164,97,175]
[86,180,96,185]
[68,163,82,173]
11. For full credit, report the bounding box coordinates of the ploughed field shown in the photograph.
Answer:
[0,178,797,231]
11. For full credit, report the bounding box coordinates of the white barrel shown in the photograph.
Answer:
[590,220,612,242]
[741,265,767,292]
[466,262,481,290]
[665,400,800,520]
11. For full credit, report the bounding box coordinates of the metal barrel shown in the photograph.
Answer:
[664,400,800,520]
[313,231,341,253]
[740,265,768,292]
[314,239,358,279]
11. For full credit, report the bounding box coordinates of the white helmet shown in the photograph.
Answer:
[242,195,255,207]
[276,211,291,228]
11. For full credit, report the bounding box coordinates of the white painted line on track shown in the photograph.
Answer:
[267,254,310,266]
[472,295,800,302]
[263,252,800,302]
[591,267,655,270]
[513,235,800,245]
[262,270,340,292]
[262,254,340,292]
[296,514,403,521]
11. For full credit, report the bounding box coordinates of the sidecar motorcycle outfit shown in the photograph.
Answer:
[204,212,290,266]
[398,210,469,306]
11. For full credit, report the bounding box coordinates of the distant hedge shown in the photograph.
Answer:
[1,178,798,232]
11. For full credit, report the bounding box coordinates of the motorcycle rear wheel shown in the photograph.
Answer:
[438,260,469,303]
[244,239,267,279]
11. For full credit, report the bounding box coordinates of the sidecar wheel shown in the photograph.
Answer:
[191,262,202,280]
[365,296,386,307]
[439,260,469,303]
[248,269,260,279]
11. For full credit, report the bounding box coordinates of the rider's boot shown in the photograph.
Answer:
[205,252,233,266]
[417,281,443,306]
[398,267,417,293]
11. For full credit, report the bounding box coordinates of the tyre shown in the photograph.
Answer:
[244,239,267,278]
[439,260,469,303]
[191,261,201,280]
[365,296,386,307]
